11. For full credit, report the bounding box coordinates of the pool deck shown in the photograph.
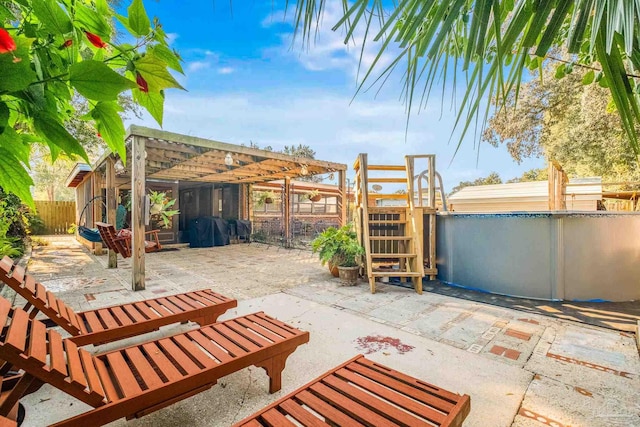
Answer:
[8,236,640,427]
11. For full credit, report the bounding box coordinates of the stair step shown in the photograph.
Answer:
[371,253,416,258]
[368,236,412,240]
[368,207,406,214]
[368,220,406,224]
[371,271,423,277]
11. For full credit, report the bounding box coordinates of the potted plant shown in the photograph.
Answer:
[307,189,322,202]
[255,190,278,207]
[311,224,364,283]
[148,190,180,229]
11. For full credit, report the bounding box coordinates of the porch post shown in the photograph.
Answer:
[283,177,291,247]
[247,184,254,224]
[92,170,103,255]
[338,170,347,226]
[106,158,117,268]
[131,135,145,291]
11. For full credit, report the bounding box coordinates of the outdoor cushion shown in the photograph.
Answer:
[0,256,237,346]
[0,300,310,426]
[234,354,471,427]
[96,222,160,257]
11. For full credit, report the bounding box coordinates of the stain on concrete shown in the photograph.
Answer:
[354,335,414,355]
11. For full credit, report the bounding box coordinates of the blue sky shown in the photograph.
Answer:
[123,0,544,190]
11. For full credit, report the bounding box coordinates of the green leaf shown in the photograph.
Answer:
[148,44,184,74]
[33,112,89,162]
[74,5,111,39]
[582,69,595,84]
[31,0,73,35]
[115,14,135,35]
[0,148,34,208]
[128,0,151,37]
[91,102,126,160]
[0,37,36,92]
[69,61,137,101]
[133,88,164,125]
[554,64,566,79]
[0,103,8,132]
[134,54,185,92]
[0,127,30,165]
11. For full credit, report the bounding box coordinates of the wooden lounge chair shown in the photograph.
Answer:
[0,256,237,346]
[0,300,310,426]
[234,354,471,427]
[95,222,161,258]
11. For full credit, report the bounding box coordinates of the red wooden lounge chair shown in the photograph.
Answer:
[0,256,236,346]
[0,300,309,426]
[234,354,471,427]
[95,222,161,257]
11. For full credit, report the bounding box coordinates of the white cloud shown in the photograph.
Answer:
[166,33,179,46]
[217,67,235,75]
[187,61,211,72]
[264,1,395,81]
[128,89,543,186]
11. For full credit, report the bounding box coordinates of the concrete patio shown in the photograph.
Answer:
[8,236,640,426]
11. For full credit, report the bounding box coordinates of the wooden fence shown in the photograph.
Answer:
[34,201,76,235]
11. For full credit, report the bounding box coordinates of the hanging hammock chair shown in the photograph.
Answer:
[78,196,106,243]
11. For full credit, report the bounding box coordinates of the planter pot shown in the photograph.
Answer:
[264,197,273,204]
[338,265,359,285]
[309,194,322,202]
[328,263,339,277]
[149,203,163,215]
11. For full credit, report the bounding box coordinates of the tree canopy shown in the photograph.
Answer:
[1,0,182,206]
[291,1,640,156]
[450,172,502,195]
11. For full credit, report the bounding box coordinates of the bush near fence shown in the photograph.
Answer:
[33,201,75,235]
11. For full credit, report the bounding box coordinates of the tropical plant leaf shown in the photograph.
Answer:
[31,0,73,35]
[134,54,185,92]
[69,60,138,101]
[91,101,126,161]
[128,0,151,37]
[0,148,34,208]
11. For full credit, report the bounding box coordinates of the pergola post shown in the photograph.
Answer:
[92,170,103,255]
[338,170,347,226]
[131,136,146,291]
[105,158,117,268]
[247,184,254,224]
[283,177,291,247]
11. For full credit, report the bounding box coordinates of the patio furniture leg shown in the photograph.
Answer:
[192,313,220,327]
[256,349,296,393]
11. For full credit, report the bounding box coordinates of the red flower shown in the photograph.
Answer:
[84,31,107,48]
[0,28,16,54]
[136,72,148,93]
[97,132,102,138]
[62,39,73,48]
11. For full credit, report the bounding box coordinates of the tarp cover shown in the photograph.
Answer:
[189,217,230,247]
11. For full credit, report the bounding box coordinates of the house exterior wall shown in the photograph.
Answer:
[435,212,640,302]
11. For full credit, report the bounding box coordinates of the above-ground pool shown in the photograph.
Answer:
[434,212,640,302]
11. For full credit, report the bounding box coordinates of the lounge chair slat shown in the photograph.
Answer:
[186,330,233,364]
[9,265,24,286]
[235,317,284,344]
[200,327,247,357]
[156,297,184,314]
[28,319,47,364]
[226,320,272,348]
[141,342,183,382]
[66,307,83,333]
[48,330,68,377]
[133,301,161,320]
[334,368,445,424]
[46,291,57,312]
[82,311,105,333]
[355,358,461,405]
[157,338,200,375]
[310,382,398,427]
[64,340,88,389]
[105,352,142,397]
[97,309,119,329]
[94,357,121,402]
[250,313,296,338]
[109,306,133,326]
[121,304,147,323]
[279,399,330,427]
[258,313,304,337]
[194,290,225,305]
[173,335,216,368]
[167,295,196,311]
[24,275,36,294]
[146,299,173,316]
[5,308,28,352]
[213,324,261,352]
[35,283,47,303]
[239,420,263,427]
[261,408,297,427]
[181,292,211,307]
[295,390,365,427]
[79,349,106,400]
[55,299,70,322]
[0,256,12,275]
[124,347,165,390]
[348,362,455,412]
[0,299,10,327]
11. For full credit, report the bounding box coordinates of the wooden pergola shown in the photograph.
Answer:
[98,125,348,291]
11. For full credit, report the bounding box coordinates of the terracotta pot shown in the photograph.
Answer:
[338,265,359,285]
[309,194,322,202]
[264,197,273,204]
[328,263,339,277]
